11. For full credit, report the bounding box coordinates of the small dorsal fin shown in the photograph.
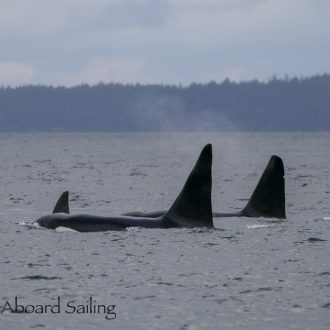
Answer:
[52,191,70,214]
[242,155,286,218]
[164,144,213,228]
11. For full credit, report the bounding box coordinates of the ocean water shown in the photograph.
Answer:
[0,133,329,330]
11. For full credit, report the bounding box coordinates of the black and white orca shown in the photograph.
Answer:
[36,144,214,232]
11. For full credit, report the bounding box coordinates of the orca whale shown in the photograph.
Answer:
[36,144,213,232]
[123,155,286,219]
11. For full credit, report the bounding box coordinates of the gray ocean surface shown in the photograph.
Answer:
[0,133,329,330]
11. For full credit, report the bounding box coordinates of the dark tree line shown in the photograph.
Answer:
[0,74,329,132]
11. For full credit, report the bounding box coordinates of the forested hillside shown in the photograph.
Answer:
[0,74,329,131]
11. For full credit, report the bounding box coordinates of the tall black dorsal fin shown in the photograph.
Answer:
[164,144,213,228]
[52,191,70,214]
[242,155,286,219]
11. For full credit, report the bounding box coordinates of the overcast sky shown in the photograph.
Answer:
[1,0,329,86]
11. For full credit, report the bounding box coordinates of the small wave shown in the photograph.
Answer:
[126,227,142,232]
[247,224,274,229]
[323,217,330,220]
[307,237,327,243]
[12,275,62,281]
[19,218,40,229]
[130,169,147,177]
[190,227,214,233]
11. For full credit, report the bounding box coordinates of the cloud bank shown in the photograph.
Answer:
[0,0,329,86]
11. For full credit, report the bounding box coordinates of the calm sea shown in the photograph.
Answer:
[0,133,329,330]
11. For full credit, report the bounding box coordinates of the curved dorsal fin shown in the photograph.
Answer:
[242,155,286,218]
[164,144,213,228]
[53,191,70,214]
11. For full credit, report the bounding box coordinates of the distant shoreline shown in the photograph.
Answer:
[1,74,330,132]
